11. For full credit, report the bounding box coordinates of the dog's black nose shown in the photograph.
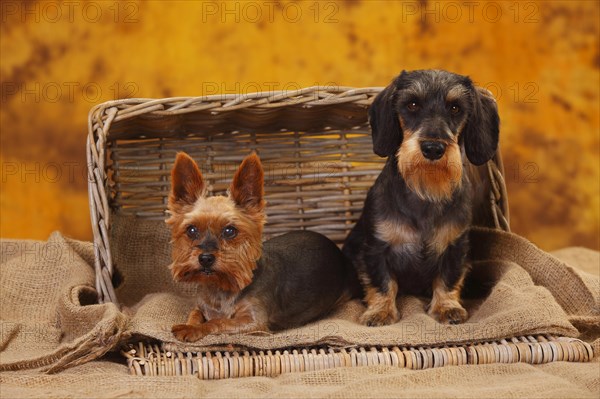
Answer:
[420,141,447,160]
[199,254,215,268]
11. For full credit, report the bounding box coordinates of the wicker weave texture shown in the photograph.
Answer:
[87,87,509,305]
[122,336,593,378]
[108,130,380,240]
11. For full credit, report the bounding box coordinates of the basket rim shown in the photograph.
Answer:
[87,86,385,142]
[88,86,386,120]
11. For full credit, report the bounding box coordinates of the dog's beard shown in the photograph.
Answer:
[169,255,255,292]
[397,137,463,202]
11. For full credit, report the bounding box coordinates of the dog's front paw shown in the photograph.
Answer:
[360,307,399,327]
[430,302,468,325]
[172,324,206,342]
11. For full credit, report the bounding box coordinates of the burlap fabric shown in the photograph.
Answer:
[1,355,598,398]
[0,234,129,373]
[109,217,590,352]
[1,221,599,397]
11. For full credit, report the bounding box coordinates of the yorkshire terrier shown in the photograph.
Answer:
[166,152,351,342]
[343,69,500,326]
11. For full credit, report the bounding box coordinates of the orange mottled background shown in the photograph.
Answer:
[1,0,598,251]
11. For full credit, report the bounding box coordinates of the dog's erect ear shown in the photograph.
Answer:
[230,153,265,214]
[369,78,402,158]
[169,152,205,208]
[463,87,500,165]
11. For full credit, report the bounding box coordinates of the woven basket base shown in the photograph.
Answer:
[122,335,593,378]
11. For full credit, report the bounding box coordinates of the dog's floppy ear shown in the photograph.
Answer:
[369,78,402,157]
[463,87,500,165]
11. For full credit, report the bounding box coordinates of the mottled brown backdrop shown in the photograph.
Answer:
[1,0,598,251]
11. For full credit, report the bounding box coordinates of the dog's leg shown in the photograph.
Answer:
[360,275,399,327]
[428,272,468,324]
[356,216,418,327]
[172,300,268,342]
[186,307,205,325]
[170,307,206,338]
[428,229,469,324]
[171,306,206,336]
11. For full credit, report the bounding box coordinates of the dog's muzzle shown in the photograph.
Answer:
[420,141,447,160]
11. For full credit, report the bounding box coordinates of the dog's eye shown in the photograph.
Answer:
[222,225,238,239]
[406,101,420,112]
[450,104,461,115]
[186,225,199,239]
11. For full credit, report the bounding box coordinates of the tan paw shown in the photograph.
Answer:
[430,303,468,324]
[360,307,399,327]
[171,324,206,342]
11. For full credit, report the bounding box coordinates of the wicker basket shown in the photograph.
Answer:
[121,335,593,378]
[87,86,510,306]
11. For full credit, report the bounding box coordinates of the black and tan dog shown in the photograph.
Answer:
[167,152,351,342]
[343,69,500,326]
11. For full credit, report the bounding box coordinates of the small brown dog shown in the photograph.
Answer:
[166,152,351,342]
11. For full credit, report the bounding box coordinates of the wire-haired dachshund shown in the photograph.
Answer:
[343,69,500,326]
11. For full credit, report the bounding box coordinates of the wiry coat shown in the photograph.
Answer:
[343,70,500,326]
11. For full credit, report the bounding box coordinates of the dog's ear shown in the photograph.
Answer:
[369,78,402,158]
[169,152,206,208]
[463,87,500,165]
[230,152,265,214]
